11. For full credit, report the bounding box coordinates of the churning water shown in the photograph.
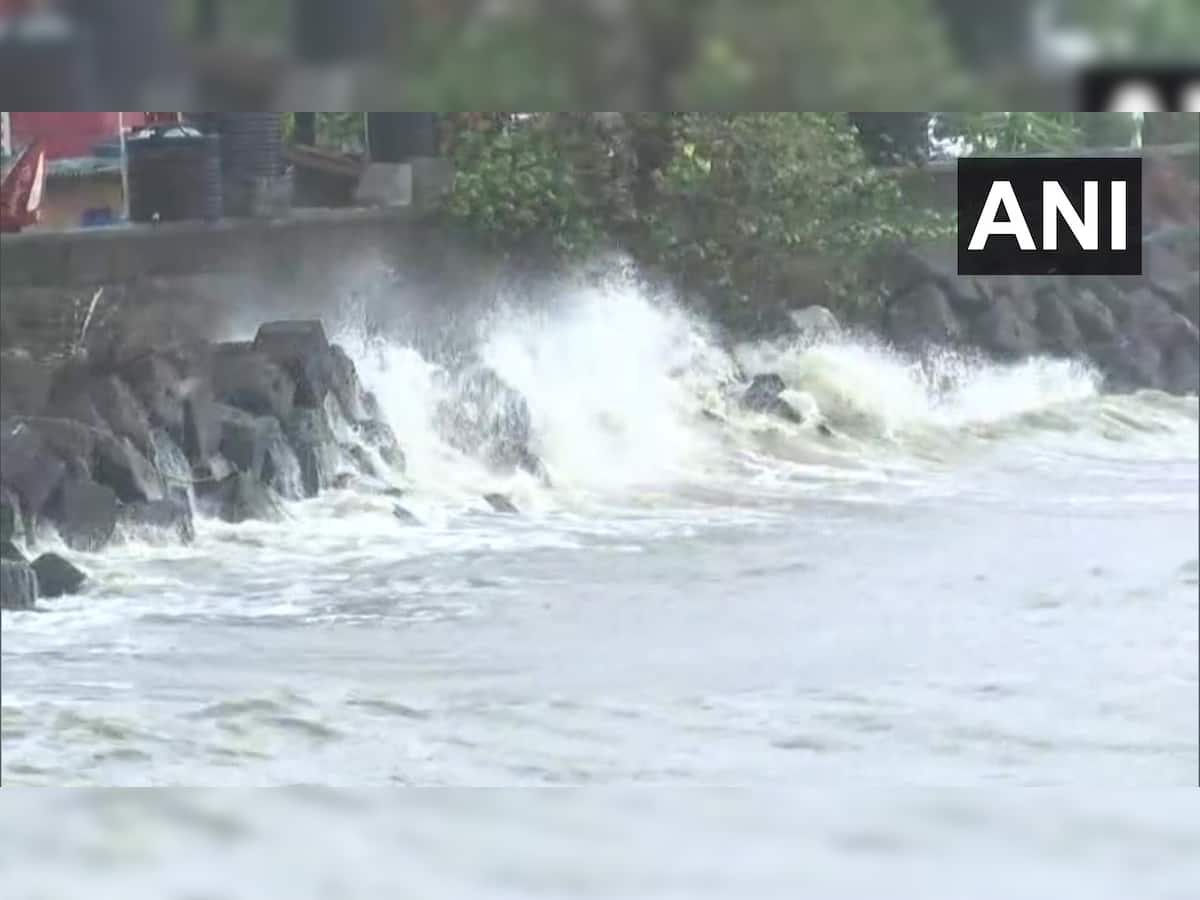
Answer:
[1,273,1198,894]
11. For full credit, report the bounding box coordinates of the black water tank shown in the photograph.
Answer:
[211,113,286,179]
[126,125,222,223]
[367,113,439,162]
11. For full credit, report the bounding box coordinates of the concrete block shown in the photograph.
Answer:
[409,157,455,211]
[354,163,413,209]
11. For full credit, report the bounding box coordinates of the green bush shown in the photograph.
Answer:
[444,117,600,256]
[440,113,952,318]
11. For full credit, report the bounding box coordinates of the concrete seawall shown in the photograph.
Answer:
[1,207,421,290]
[0,206,501,359]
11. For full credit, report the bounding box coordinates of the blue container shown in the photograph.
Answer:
[81,207,116,228]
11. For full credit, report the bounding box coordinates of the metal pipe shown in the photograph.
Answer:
[118,111,129,221]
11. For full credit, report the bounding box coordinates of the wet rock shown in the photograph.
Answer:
[982,276,1038,323]
[181,388,221,465]
[788,305,841,340]
[192,455,235,497]
[355,419,406,473]
[484,493,519,514]
[212,345,296,422]
[342,443,379,479]
[16,416,96,477]
[1144,240,1196,295]
[90,375,155,453]
[1162,344,1200,395]
[817,423,835,438]
[94,432,164,503]
[147,429,193,498]
[253,321,335,409]
[875,244,959,298]
[1067,289,1118,345]
[330,345,370,422]
[0,420,67,523]
[261,431,306,501]
[1,489,18,544]
[514,447,551,485]
[39,361,104,431]
[215,472,284,524]
[50,371,154,456]
[741,374,804,424]
[944,278,993,316]
[437,367,535,474]
[1,559,38,609]
[363,392,383,422]
[285,407,341,498]
[1034,286,1084,355]
[0,351,53,420]
[1153,272,1199,327]
[972,295,1040,358]
[119,352,187,439]
[1,540,25,562]
[1127,289,1199,351]
[47,475,118,552]
[118,496,196,543]
[392,504,420,524]
[1083,278,1137,325]
[216,404,281,481]
[31,552,86,598]
[1092,335,1164,393]
[886,282,964,348]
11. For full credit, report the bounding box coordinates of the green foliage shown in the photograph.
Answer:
[281,113,366,153]
[444,117,599,256]
[640,114,949,300]
[936,113,1085,155]
[936,112,1156,156]
[441,113,952,313]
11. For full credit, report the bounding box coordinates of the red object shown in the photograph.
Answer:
[1,138,46,233]
[0,0,41,14]
[9,112,147,160]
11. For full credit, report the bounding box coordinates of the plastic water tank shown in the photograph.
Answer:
[126,125,222,223]
[211,113,286,179]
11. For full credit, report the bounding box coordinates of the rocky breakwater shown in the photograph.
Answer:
[1,321,405,611]
[874,227,1200,395]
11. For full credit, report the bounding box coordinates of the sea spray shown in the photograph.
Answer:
[330,269,1197,505]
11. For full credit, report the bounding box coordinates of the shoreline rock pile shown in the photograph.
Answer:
[1,320,405,610]
[874,229,1200,395]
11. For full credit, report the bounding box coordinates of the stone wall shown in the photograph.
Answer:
[870,231,1199,395]
[868,144,1200,395]
[0,207,447,360]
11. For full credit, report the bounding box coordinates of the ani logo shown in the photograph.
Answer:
[957,156,1143,276]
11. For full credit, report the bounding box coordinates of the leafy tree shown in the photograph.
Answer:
[440,113,951,325]
[443,115,600,256]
